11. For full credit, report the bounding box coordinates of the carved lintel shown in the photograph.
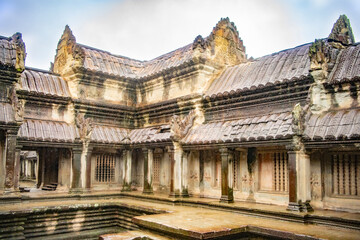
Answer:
[170,110,196,142]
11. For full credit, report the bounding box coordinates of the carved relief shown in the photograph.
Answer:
[241,174,253,192]
[5,170,14,188]
[170,110,196,142]
[75,111,93,140]
[310,173,320,200]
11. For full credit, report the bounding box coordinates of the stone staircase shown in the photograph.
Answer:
[0,204,159,240]
[41,183,58,191]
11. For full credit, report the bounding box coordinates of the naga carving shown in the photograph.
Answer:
[170,110,196,142]
[75,111,93,140]
[292,103,304,136]
[309,39,332,72]
[9,87,24,122]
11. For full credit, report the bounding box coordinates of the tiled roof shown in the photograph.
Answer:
[0,102,15,124]
[20,69,71,98]
[18,119,79,142]
[129,126,171,144]
[80,43,194,79]
[182,112,293,145]
[81,45,141,78]
[304,109,360,141]
[137,44,194,78]
[0,36,17,67]
[206,44,311,97]
[91,125,129,144]
[328,44,360,84]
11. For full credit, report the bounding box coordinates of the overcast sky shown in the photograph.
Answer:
[0,0,359,70]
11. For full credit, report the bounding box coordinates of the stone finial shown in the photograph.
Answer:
[170,110,196,142]
[10,32,26,71]
[328,15,355,45]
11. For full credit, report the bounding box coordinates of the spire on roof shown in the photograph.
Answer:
[328,15,355,45]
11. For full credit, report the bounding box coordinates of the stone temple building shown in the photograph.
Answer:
[0,15,359,239]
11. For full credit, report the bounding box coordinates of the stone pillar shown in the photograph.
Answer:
[85,146,93,191]
[70,146,83,192]
[13,145,22,191]
[143,148,153,194]
[57,149,72,191]
[287,147,313,212]
[181,150,189,197]
[4,129,19,193]
[122,149,132,191]
[220,147,234,203]
[169,143,188,197]
[168,146,175,196]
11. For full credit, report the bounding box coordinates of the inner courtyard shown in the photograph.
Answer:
[0,13,359,239]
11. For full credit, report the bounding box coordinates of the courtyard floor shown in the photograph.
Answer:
[0,190,359,239]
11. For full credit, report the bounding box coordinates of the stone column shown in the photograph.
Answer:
[13,145,22,191]
[169,143,188,197]
[85,145,93,191]
[220,147,234,203]
[181,150,189,197]
[4,129,19,193]
[287,146,313,212]
[70,146,83,192]
[143,148,153,194]
[122,149,132,191]
[168,146,175,197]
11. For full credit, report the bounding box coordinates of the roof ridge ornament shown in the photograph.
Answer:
[10,32,26,72]
[328,15,355,45]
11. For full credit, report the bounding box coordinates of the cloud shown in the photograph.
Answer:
[1,0,358,69]
[75,0,299,60]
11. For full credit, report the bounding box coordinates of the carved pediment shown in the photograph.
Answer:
[170,110,196,142]
[328,15,355,45]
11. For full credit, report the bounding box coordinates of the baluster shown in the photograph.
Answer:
[350,154,356,196]
[344,154,350,195]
